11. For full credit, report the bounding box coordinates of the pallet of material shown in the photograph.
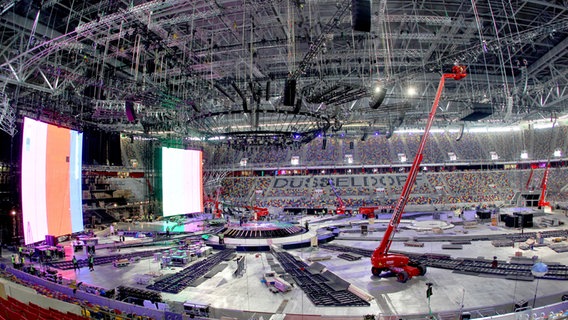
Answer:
[348,284,374,301]
[510,256,538,264]
[548,243,568,253]
[491,239,514,247]
[307,255,332,262]
[337,253,362,261]
[451,240,472,245]
[442,244,463,250]
[404,241,424,247]
[463,221,478,229]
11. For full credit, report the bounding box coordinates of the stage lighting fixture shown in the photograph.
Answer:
[370,86,387,109]
[406,86,417,96]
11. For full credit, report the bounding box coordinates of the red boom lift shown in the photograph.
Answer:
[328,178,346,214]
[538,163,551,208]
[370,66,467,283]
[204,188,223,218]
[359,205,394,219]
[252,206,269,220]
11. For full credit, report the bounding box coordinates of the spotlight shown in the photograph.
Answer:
[370,86,386,109]
[406,86,417,96]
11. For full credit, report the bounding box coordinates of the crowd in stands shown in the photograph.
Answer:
[340,186,374,196]
[222,168,568,209]
[340,139,357,161]
[533,129,555,161]
[411,183,433,194]
[303,138,340,165]
[426,174,446,190]
[255,177,272,190]
[444,171,511,194]
[486,131,519,160]
[357,136,393,165]
[388,134,408,159]
[432,132,456,162]
[221,177,256,204]
[119,125,567,168]
[421,133,446,163]
[247,146,289,164]
[452,133,484,161]
[266,188,309,197]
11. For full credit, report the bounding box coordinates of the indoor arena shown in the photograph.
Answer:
[1,0,568,320]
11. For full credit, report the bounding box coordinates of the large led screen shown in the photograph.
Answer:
[21,117,83,244]
[161,147,203,217]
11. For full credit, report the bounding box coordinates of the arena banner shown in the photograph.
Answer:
[271,174,426,189]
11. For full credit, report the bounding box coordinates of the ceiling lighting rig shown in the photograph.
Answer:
[0,92,17,136]
[302,82,369,106]
[187,107,331,149]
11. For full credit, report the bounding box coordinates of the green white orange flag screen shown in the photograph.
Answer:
[161,147,203,217]
[21,117,83,244]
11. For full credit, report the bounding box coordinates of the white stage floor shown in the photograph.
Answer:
[2,209,568,319]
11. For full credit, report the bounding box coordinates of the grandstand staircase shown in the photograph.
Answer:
[399,135,414,160]
[83,207,120,226]
[385,139,398,163]
[511,192,522,206]
[475,134,491,159]
[443,133,460,160]
[523,129,535,158]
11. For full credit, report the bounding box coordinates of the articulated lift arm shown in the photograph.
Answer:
[328,178,346,214]
[525,166,535,191]
[538,164,550,207]
[537,119,556,208]
[370,66,467,281]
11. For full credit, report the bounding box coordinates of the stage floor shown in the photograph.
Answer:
[2,209,568,319]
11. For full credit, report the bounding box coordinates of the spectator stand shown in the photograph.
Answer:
[6,267,165,319]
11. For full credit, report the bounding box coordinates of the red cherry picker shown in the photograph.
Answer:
[370,66,467,282]
[538,162,551,208]
[204,188,223,218]
[328,178,346,215]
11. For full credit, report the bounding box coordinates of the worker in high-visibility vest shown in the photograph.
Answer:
[11,255,15,268]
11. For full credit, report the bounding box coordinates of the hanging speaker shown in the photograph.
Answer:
[265,81,271,101]
[125,101,136,122]
[349,141,354,149]
[369,87,386,109]
[283,79,296,106]
[352,0,371,32]
[322,138,327,150]
[456,123,465,141]
[293,98,302,114]
[146,60,156,74]
[231,82,248,112]
[254,111,259,128]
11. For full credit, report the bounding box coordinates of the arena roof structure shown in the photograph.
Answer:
[1,0,568,145]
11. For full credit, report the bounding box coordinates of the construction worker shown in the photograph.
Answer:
[11,254,15,268]
[88,254,94,271]
[491,256,498,268]
[72,255,79,271]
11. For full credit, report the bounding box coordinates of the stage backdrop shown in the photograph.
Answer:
[161,147,203,217]
[21,117,83,244]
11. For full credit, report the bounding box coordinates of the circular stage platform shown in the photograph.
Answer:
[406,220,455,231]
[222,222,306,239]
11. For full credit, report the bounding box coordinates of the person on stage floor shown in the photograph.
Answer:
[72,255,79,271]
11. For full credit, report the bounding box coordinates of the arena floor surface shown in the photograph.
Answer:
[2,208,568,319]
